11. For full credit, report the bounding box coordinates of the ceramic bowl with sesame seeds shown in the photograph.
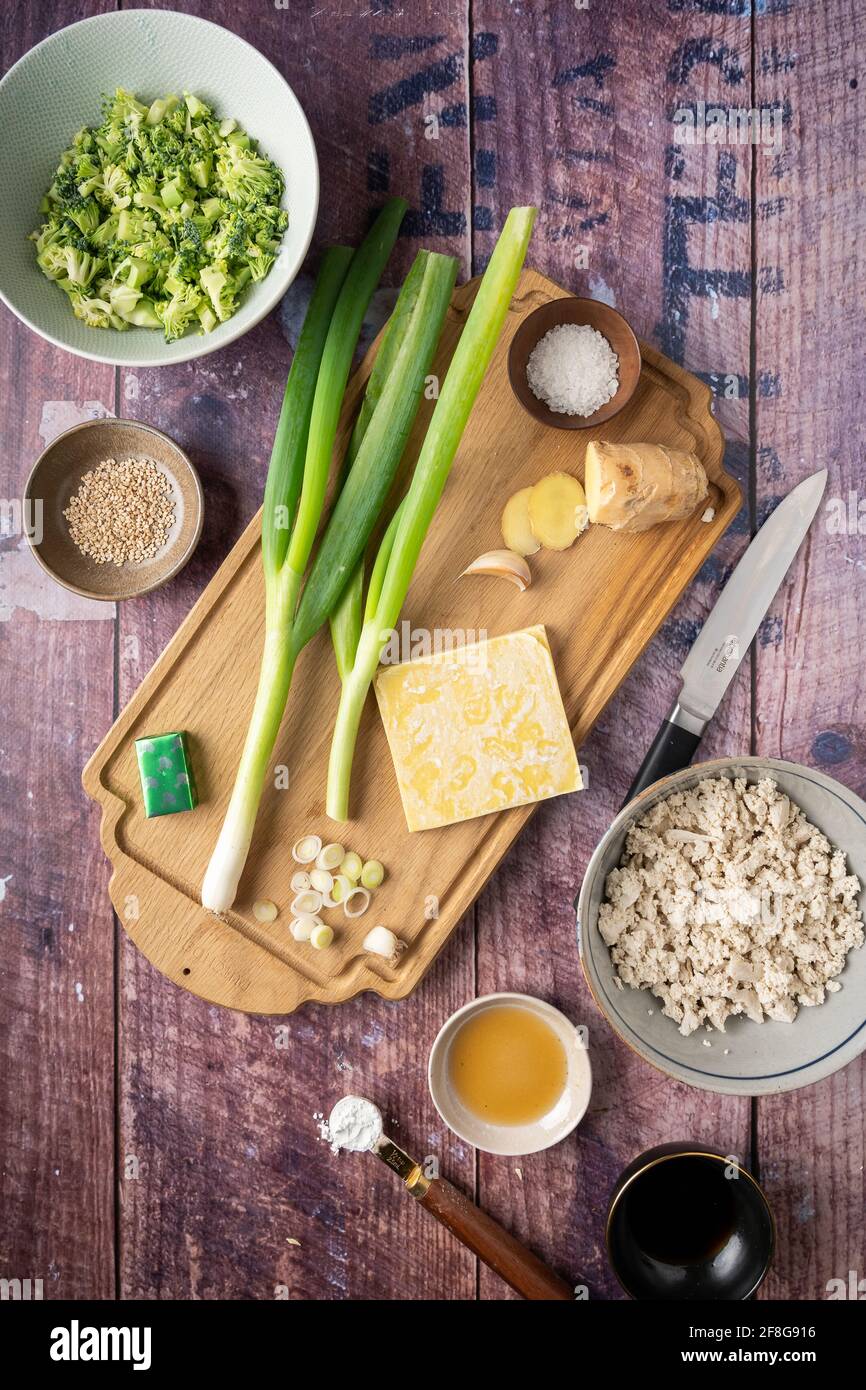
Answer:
[23,418,204,601]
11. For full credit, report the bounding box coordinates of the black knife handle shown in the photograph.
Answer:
[623,703,707,807]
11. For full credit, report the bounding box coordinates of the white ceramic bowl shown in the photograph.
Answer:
[0,10,318,366]
[428,992,593,1156]
[578,757,866,1096]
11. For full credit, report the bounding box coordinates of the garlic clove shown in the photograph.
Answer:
[460,549,532,591]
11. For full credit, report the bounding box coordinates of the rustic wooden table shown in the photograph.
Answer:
[1,0,863,1302]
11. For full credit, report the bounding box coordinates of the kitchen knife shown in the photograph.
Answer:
[624,469,828,805]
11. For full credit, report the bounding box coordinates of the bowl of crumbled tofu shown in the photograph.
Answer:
[577,758,866,1095]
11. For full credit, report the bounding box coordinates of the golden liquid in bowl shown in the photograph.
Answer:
[447,1005,568,1126]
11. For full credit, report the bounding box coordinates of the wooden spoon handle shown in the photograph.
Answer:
[416,1176,574,1301]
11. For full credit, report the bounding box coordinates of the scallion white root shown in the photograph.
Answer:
[362,925,405,964]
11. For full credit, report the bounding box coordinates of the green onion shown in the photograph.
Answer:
[292,248,458,656]
[326,253,430,680]
[202,199,407,912]
[325,206,537,821]
[261,247,354,577]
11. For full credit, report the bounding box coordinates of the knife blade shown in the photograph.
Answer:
[624,469,828,804]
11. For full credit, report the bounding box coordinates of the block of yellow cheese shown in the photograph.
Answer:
[374,625,581,832]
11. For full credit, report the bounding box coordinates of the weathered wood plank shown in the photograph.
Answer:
[470,0,753,1298]
[0,0,117,1303]
[114,1,476,1300]
[4,0,862,1305]
[753,0,866,1301]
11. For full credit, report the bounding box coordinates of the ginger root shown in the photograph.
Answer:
[585,440,708,533]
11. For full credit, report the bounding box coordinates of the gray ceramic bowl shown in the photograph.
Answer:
[0,10,318,366]
[577,757,866,1096]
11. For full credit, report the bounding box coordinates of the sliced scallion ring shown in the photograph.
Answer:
[309,868,334,895]
[360,860,384,890]
[290,871,312,892]
[316,842,344,871]
[291,915,320,942]
[252,899,278,923]
[340,851,363,881]
[292,835,322,865]
[343,887,371,919]
[330,874,352,904]
[291,889,323,916]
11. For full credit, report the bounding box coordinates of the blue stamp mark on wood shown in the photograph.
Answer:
[812,730,854,765]
[668,38,747,87]
[659,151,750,364]
[370,34,445,60]
[369,52,462,123]
[401,166,466,238]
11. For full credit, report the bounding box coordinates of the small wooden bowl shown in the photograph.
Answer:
[23,419,204,601]
[508,296,642,430]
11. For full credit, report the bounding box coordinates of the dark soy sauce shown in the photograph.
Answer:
[621,1155,737,1265]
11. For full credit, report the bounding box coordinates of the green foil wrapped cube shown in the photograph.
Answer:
[135,731,198,818]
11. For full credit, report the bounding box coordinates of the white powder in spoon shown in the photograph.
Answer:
[318,1095,383,1154]
[526,322,619,417]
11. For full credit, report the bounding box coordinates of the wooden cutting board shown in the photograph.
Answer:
[83,268,739,1014]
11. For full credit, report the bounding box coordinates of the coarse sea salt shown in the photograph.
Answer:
[526,322,619,417]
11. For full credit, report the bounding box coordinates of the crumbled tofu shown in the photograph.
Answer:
[599,776,863,1035]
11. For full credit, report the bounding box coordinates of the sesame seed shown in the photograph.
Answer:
[63,456,175,566]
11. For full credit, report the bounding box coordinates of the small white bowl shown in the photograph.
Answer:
[428,992,592,1156]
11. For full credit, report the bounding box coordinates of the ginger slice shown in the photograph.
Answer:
[501,485,541,556]
[527,472,589,550]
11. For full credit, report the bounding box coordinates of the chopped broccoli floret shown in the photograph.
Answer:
[32,88,287,339]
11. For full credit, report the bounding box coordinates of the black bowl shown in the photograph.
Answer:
[606,1143,775,1300]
